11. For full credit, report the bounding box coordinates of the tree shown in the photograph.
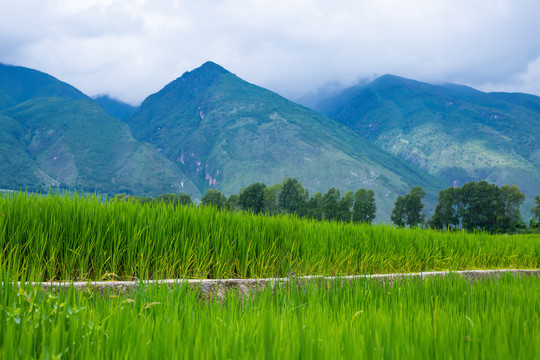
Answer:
[531,195,540,228]
[176,193,193,206]
[264,184,282,215]
[531,195,540,220]
[405,186,425,227]
[238,182,266,213]
[155,193,192,206]
[498,185,525,232]
[114,194,153,205]
[352,189,376,223]
[306,192,324,220]
[278,178,308,216]
[337,191,353,222]
[459,181,500,232]
[390,195,406,227]
[391,187,425,228]
[429,187,459,230]
[201,189,227,209]
[226,194,240,211]
[430,181,525,233]
[322,187,340,221]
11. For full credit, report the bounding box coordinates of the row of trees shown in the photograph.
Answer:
[390,181,536,233]
[114,193,192,206]
[201,178,377,223]
[429,181,526,233]
[115,179,540,233]
[114,178,377,223]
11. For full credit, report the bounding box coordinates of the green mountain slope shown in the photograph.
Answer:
[94,95,138,120]
[0,114,46,190]
[2,97,200,198]
[128,62,446,218]
[0,63,89,109]
[315,75,540,213]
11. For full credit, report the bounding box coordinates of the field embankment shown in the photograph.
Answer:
[1,192,539,281]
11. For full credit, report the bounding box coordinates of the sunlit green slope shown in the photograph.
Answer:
[2,97,200,197]
[316,75,540,211]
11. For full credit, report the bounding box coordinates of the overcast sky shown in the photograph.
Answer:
[1,0,540,105]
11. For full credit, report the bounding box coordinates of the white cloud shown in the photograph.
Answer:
[1,0,540,104]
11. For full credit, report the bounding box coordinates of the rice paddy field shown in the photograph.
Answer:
[1,192,539,359]
[0,192,539,281]
[2,275,539,359]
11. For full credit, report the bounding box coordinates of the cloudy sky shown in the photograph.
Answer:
[1,0,540,105]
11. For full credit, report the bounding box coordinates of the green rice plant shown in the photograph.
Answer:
[1,274,538,359]
[0,191,539,281]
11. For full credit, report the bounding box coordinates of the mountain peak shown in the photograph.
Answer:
[370,74,420,88]
[162,61,231,95]
[199,61,229,73]
[185,61,230,79]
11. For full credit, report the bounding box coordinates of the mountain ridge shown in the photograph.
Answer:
[0,63,89,108]
[314,74,540,215]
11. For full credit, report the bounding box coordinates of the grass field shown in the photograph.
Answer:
[1,275,538,359]
[1,192,539,281]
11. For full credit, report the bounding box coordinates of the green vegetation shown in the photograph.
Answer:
[352,189,377,223]
[316,74,540,218]
[391,186,426,228]
[430,181,526,233]
[1,275,538,359]
[532,195,540,224]
[201,189,227,209]
[2,62,539,360]
[278,177,309,216]
[1,192,538,282]
[0,63,88,109]
[238,182,266,214]
[0,97,201,199]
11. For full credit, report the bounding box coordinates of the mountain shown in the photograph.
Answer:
[315,75,540,213]
[0,63,89,109]
[94,95,138,120]
[0,113,43,189]
[0,63,200,199]
[2,98,200,197]
[127,62,446,218]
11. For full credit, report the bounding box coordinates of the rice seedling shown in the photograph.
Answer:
[1,274,538,359]
[0,191,539,281]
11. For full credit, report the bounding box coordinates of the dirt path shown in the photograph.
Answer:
[18,269,540,297]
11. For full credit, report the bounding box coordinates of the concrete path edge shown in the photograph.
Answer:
[16,269,540,297]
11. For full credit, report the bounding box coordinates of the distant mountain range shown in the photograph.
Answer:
[93,95,138,121]
[313,74,540,213]
[1,61,539,220]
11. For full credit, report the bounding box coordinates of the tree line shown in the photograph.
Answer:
[115,177,377,224]
[115,178,540,233]
[391,181,539,233]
